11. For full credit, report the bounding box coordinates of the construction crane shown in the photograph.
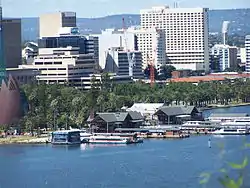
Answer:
[122,18,135,78]
[149,54,155,88]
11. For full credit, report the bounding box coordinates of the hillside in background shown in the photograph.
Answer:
[20,9,250,41]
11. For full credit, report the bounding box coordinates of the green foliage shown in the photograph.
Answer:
[19,77,250,131]
[200,141,249,188]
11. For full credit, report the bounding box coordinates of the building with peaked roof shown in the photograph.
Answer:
[90,111,144,133]
[154,106,201,125]
[126,103,165,120]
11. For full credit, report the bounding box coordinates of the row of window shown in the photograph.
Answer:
[35,62,62,65]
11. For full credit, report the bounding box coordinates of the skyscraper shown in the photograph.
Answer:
[39,12,76,38]
[2,18,22,68]
[140,6,209,73]
[246,35,250,72]
[0,6,5,84]
[128,27,166,70]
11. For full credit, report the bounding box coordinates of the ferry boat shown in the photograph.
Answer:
[212,128,249,135]
[181,121,219,133]
[80,131,92,143]
[221,120,250,128]
[88,135,131,144]
[69,128,92,143]
[51,130,81,145]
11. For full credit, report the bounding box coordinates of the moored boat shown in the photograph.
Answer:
[88,133,143,144]
[212,128,249,135]
[88,135,131,144]
[51,130,81,145]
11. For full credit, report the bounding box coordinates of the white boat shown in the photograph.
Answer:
[88,135,133,144]
[212,128,249,135]
[51,130,81,145]
[69,128,92,143]
[181,121,219,130]
[80,132,92,143]
[221,120,250,127]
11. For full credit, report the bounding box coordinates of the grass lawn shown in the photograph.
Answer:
[0,136,36,144]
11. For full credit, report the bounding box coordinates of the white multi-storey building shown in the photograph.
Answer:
[246,35,250,72]
[95,29,137,69]
[18,47,95,86]
[237,48,246,64]
[210,44,238,71]
[104,47,143,79]
[128,27,166,70]
[140,6,209,72]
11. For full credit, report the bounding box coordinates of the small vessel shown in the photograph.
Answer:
[51,130,81,145]
[88,135,131,144]
[221,120,250,128]
[69,128,92,143]
[212,128,249,135]
[80,131,92,143]
[88,133,143,144]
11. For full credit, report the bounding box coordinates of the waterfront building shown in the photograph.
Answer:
[39,12,76,38]
[126,103,165,121]
[128,27,166,70]
[90,111,144,133]
[104,47,143,79]
[95,28,137,69]
[2,19,22,68]
[210,44,238,71]
[154,106,201,125]
[140,6,209,73]
[246,35,250,72]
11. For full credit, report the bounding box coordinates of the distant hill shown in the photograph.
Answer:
[20,9,250,41]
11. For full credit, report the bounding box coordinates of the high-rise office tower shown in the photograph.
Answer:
[245,35,250,72]
[2,18,22,68]
[128,27,166,70]
[39,12,76,38]
[140,6,209,73]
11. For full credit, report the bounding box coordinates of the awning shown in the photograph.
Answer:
[131,120,144,123]
[176,115,191,118]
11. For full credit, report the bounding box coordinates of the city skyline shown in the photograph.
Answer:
[1,0,250,18]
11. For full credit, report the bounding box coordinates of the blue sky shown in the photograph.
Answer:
[2,0,250,18]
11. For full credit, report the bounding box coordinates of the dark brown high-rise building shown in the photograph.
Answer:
[2,19,22,68]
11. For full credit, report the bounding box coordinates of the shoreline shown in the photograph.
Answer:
[199,102,250,111]
[0,136,49,145]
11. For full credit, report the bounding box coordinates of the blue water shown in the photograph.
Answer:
[0,136,249,188]
[202,105,250,118]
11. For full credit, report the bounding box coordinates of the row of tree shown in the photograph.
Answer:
[16,76,250,131]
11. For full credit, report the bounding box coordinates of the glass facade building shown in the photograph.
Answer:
[38,36,87,54]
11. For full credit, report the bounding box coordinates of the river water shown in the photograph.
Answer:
[0,106,250,188]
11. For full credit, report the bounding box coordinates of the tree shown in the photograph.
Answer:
[143,65,158,79]
[159,65,176,80]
